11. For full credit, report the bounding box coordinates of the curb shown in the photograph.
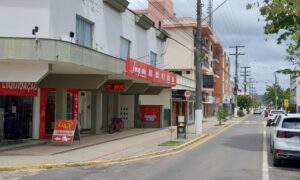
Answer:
[0,116,251,171]
[0,134,209,171]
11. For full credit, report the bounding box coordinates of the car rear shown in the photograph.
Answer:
[273,117,300,162]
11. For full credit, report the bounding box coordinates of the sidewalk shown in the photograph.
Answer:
[0,115,249,168]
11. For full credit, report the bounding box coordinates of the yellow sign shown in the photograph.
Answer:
[284,99,289,108]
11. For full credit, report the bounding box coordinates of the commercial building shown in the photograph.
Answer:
[0,0,174,141]
[135,0,232,122]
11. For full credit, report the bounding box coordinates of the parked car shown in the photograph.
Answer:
[267,114,280,126]
[267,110,285,121]
[270,114,300,166]
[254,109,262,115]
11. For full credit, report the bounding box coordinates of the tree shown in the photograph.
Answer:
[247,1,300,75]
[263,84,291,108]
[237,95,253,112]
[217,105,229,125]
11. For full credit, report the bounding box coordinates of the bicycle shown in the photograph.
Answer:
[108,118,124,134]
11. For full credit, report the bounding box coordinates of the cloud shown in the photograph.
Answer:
[128,0,290,94]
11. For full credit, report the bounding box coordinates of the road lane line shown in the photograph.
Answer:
[263,123,269,180]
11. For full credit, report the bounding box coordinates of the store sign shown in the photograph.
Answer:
[140,105,161,122]
[52,120,77,143]
[125,58,176,87]
[104,82,125,91]
[0,82,38,96]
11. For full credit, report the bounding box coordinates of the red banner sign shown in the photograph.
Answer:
[140,105,161,122]
[126,58,176,87]
[52,120,77,143]
[104,82,126,91]
[0,82,38,96]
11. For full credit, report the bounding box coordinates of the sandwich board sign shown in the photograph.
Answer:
[52,119,77,143]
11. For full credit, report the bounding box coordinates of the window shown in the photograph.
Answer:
[120,37,131,60]
[76,16,93,48]
[186,71,190,74]
[150,51,157,67]
[282,118,300,129]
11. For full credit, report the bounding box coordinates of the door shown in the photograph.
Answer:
[0,108,4,141]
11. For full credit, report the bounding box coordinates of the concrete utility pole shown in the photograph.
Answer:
[248,78,254,98]
[195,0,203,134]
[240,66,251,95]
[208,0,213,29]
[230,46,245,117]
[274,72,278,109]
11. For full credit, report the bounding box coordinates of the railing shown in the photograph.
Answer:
[176,75,195,89]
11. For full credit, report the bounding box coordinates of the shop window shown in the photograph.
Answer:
[120,37,131,60]
[66,92,73,120]
[76,16,94,48]
[150,51,157,67]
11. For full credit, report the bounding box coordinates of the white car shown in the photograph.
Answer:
[267,110,285,121]
[270,114,300,166]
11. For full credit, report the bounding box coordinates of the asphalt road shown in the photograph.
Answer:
[1,115,300,180]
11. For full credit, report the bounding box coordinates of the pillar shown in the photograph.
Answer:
[32,88,40,139]
[55,88,67,119]
[91,90,102,134]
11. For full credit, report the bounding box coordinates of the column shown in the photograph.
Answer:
[91,90,102,134]
[32,89,40,139]
[55,88,67,119]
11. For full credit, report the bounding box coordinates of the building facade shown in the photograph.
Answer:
[134,0,231,123]
[0,0,174,141]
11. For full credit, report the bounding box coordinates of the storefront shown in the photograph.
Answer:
[39,88,79,139]
[171,90,195,126]
[0,82,38,140]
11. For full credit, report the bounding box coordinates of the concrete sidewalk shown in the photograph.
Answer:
[0,116,248,168]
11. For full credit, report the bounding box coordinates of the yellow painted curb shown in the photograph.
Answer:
[0,116,251,172]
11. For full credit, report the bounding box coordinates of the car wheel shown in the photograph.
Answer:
[273,153,281,167]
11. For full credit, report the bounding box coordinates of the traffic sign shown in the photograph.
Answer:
[184,90,192,99]
[284,99,289,108]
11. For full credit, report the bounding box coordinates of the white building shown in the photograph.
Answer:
[0,0,173,141]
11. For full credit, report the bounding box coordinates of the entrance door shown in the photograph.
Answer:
[45,91,55,136]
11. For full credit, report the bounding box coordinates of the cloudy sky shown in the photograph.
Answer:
[129,0,291,94]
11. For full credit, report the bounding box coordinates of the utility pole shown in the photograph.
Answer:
[274,72,278,109]
[208,0,213,29]
[195,0,203,134]
[240,66,251,95]
[230,46,245,117]
[248,78,254,98]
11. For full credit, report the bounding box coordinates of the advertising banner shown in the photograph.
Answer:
[140,105,161,122]
[0,82,38,96]
[52,120,77,143]
[126,58,176,87]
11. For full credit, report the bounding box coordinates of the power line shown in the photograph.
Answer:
[240,66,251,95]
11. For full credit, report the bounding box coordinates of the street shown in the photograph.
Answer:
[0,115,298,180]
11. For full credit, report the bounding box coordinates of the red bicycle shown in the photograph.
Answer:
[108,118,124,134]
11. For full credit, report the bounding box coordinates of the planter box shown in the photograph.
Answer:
[103,0,129,12]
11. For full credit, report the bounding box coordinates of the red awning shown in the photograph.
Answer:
[0,82,38,96]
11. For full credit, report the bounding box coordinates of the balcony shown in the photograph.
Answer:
[213,54,220,63]
[213,69,220,78]
[176,75,195,89]
[103,0,129,12]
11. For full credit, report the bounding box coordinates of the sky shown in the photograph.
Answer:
[128,0,292,95]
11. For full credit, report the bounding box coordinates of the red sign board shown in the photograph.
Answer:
[52,120,77,143]
[104,82,125,91]
[0,82,38,96]
[126,58,176,87]
[140,105,161,122]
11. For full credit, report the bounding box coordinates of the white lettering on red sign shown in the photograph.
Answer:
[1,82,37,92]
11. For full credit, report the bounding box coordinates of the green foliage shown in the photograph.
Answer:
[263,85,291,109]
[237,96,253,111]
[247,1,300,75]
[237,109,245,117]
[217,105,229,125]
